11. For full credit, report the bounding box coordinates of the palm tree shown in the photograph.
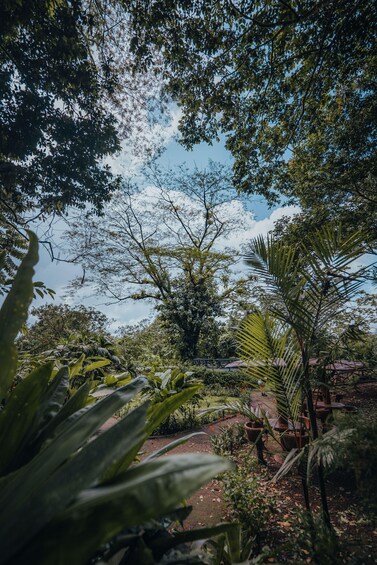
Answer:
[238,224,368,523]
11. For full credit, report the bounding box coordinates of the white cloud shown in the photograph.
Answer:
[104,105,182,177]
[227,204,301,247]
[30,198,301,330]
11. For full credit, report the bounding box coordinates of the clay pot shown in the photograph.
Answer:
[315,406,331,421]
[271,416,289,433]
[245,421,266,464]
[281,431,309,451]
[244,421,264,443]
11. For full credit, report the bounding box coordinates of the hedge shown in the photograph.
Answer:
[190,368,254,389]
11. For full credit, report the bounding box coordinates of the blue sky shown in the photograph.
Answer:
[32,128,300,332]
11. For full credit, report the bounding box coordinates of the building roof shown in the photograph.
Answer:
[224,358,287,369]
[309,358,365,372]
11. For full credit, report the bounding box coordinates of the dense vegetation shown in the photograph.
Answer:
[0,1,376,564]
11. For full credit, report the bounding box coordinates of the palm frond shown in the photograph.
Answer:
[273,427,355,483]
[245,224,370,347]
[237,312,303,424]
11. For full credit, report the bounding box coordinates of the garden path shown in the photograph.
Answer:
[100,390,277,528]
[99,385,377,560]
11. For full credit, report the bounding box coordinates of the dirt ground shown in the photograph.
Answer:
[142,414,247,528]
[141,383,377,562]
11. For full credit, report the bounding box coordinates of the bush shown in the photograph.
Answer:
[211,423,248,456]
[221,454,275,550]
[190,368,252,390]
[333,414,377,515]
[289,511,349,565]
[152,401,219,435]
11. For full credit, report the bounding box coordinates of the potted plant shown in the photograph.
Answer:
[244,405,265,443]
[280,428,310,451]
[202,400,268,462]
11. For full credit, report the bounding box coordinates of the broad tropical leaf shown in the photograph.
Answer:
[16,454,232,565]
[0,401,149,564]
[0,231,38,401]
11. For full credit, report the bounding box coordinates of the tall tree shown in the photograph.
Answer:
[67,163,253,359]
[125,0,377,236]
[239,223,369,522]
[19,303,110,353]
[0,0,167,219]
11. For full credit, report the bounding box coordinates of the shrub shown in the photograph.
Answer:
[291,511,345,565]
[152,400,219,435]
[190,368,252,390]
[221,454,275,550]
[332,414,377,515]
[211,423,248,456]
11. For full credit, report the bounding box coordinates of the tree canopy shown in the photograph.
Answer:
[126,0,377,235]
[0,0,167,218]
[19,303,110,353]
[67,163,254,358]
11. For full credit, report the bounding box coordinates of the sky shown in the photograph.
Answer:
[32,111,301,332]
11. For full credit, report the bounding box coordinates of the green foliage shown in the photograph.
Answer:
[221,454,275,548]
[240,225,368,420]
[18,331,131,398]
[158,276,223,359]
[118,317,179,366]
[333,415,377,515]
[190,368,251,390]
[0,230,38,402]
[211,423,248,456]
[19,303,111,354]
[351,333,377,368]
[106,516,243,564]
[144,368,207,435]
[0,0,122,215]
[292,511,343,565]
[0,233,235,564]
[126,1,377,238]
[144,368,202,402]
[0,218,28,294]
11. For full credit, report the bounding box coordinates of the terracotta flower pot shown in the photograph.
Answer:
[281,431,309,451]
[315,407,331,421]
[271,416,289,433]
[244,421,264,443]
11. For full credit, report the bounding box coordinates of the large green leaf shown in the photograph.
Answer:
[83,358,111,373]
[0,231,38,402]
[104,384,203,480]
[68,353,85,378]
[38,380,91,444]
[0,363,53,474]
[224,522,243,564]
[22,366,71,460]
[36,366,70,428]
[0,378,146,511]
[19,454,232,565]
[151,522,239,554]
[0,401,149,564]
